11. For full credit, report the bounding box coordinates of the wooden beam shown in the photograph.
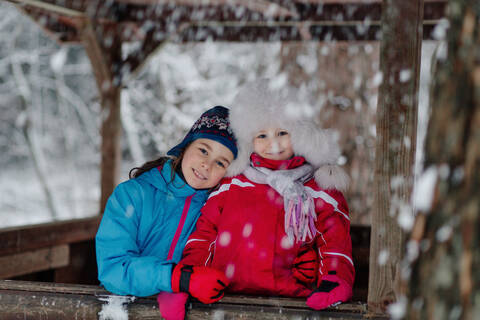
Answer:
[15,6,81,43]
[81,19,122,213]
[0,216,100,256]
[6,0,85,17]
[0,280,382,320]
[368,0,423,315]
[123,24,169,76]
[0,245,69,279]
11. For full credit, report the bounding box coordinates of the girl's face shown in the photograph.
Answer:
[181,138,234,189]
[253,127,294,160]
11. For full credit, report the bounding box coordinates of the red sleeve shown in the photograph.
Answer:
[180,183,225,266]
[313,188,355,287]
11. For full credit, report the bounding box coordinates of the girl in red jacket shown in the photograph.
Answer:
[160,80,354,318]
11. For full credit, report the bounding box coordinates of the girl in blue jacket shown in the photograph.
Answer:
[95,106,237,308]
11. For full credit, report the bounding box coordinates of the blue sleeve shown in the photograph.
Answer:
[95,181,174,297]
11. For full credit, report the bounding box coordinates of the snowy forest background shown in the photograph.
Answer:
[0,1,440,229]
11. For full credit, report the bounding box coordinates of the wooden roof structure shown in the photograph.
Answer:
[8,0,447,41]
[9,0,445,75]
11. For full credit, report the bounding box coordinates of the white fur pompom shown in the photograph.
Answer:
[226,139,252,177]
[314,165,350,191]
[290,122,341,168]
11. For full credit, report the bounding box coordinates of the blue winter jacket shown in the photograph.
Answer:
[95,160,209,297]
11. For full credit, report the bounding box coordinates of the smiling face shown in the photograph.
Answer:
[253,127,294,161]
[181,138,234,189]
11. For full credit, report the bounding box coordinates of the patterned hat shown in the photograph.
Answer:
[167,106,238,159]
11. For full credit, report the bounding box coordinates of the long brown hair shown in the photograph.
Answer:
[129,148,187,181]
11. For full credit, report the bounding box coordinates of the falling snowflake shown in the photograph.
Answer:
[225,263,235,279]
[387,296,407,320]
[219,231,231,247]
[242,223,252,238]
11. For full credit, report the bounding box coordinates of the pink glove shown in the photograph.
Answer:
[157,292,188,320]
[306,273,352,310]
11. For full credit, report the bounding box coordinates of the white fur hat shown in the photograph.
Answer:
[226,79,349,191]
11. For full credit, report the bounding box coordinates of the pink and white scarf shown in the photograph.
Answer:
[243,163,317,244]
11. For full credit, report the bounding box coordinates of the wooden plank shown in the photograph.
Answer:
[0,280,385,320]
[0,280,106,295]
[0,216,100,256]
[0,245,69,279]
[0,289,120,320]
[188,303,370,320]
[368,0,423,315]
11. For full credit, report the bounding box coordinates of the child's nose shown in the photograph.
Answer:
[201,160,210,171]
[270,140,280,153]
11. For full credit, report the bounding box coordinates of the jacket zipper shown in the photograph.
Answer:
[167,194,194,260]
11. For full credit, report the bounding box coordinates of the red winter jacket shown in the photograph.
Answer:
[181,155,354,297]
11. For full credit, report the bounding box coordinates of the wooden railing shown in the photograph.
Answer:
[0,280,386,320]
[0,216,101,281]
[0,218,375,318]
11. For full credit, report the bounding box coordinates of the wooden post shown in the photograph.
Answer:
[368,0,423,314]
[80,20,122,213]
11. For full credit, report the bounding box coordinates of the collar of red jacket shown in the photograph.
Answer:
[250,153,306,170]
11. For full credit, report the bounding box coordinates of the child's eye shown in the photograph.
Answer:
[256,134,267,139]
[216,161,226,168]
[278,131,289,136]
[199,148,208,155]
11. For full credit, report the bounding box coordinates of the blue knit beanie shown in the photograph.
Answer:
[167,106,238,159]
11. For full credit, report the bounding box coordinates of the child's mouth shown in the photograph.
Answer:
[192,168,206,180]
[268,150,284,155]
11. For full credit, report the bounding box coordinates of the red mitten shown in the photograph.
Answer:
[306,273,352,310]
[171,263,229,304]
[292,246,318,284]
[157,292,188,320]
